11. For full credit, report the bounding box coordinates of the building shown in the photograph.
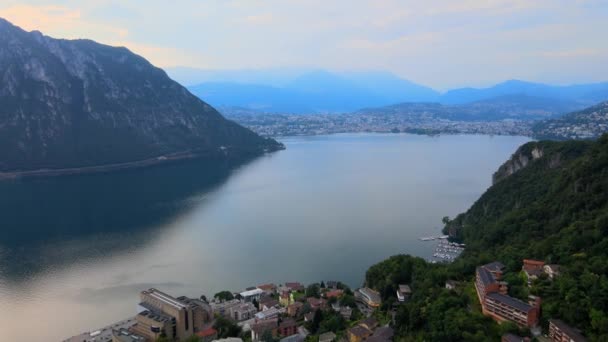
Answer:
[475,266,508,303]
[501,334,530,342]
[549,319,587,342]
[251,319,278,342]
[285,282,305,292]
[367,327,394,342]
[483,293,539,328]
[324,289,344,299]
[340,306,353,320]
[211,299,242,318]
[445,280,458,290]
[396,284,411,302]
[483,261,506,279]
[543,265,561,279]
[307,297,327,310]
[326,281,338,289]
[278,318,298,337]
[255,307,282,321]
[111,329,146,342]
[197,328,218,342]
[133,288,211,341]
[355,287,381,310]
[230,302,258,321]
[258,284,277,295]
[259,298,280,311]
[522,259,545,285]
[359,317,379,331]
[287,302,303,317]
[240,288,264,303]
[319,332,337,342]
[280,292,294,307]
[347,325,372,342]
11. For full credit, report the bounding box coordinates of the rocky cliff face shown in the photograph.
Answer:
[0,18,281,172]
[492,143,545,184]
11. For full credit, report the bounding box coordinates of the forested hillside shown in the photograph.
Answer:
[365,135,608,341]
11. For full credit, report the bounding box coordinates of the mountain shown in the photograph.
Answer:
[182,69,440,114]
[0,18,281,174]
[441,79,608,105]
[357,94,581,121]
[533,101,608,140]
[364,136,608,340]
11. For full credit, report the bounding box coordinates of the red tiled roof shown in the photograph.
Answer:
[324,290,343,298]
[197,328,217,337]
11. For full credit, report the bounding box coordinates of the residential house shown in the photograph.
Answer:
[326,281,338,289]
[522,259,545,285]
[445,280,458,290]
[549,319,587,342]
[359,317,379,331]
[396,284,411,302]
[340,306,353,320]
[278,318,298,337]
[355,288,381,310]
[543,265,561,280]
[285,282,305,292]
[324,289,344,299]
[196,328,218,342]
[366,327,394,342]
[211,299,242,318]
[279,292,294,307]
[230,302,258,321]
[307,297,327,310]
[319,332,337,342]
[259,298,280,311]
[255,307,282,321]
[251,319,278,342]
[258,284,277,296]
[347,325,372,342]
[287,302,303,317]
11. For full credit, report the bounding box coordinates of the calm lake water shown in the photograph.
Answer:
[0,133,530,341]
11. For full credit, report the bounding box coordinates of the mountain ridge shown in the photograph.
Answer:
[0,18,281,175]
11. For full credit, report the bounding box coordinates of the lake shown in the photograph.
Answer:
[0,133,530,341]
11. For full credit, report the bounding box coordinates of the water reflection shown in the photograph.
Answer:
[0,156,254,282]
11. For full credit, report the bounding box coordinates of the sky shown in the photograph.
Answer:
[1,0,607,89]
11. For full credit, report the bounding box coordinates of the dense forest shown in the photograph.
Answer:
[366,134,608,341]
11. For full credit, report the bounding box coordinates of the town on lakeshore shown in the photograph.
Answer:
[64,257,586,342]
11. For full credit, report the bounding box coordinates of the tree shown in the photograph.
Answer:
[214,316,242,338]
[306,284,320,298]
[214,291,234,302]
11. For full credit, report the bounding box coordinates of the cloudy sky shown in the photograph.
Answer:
[1,0,607,89]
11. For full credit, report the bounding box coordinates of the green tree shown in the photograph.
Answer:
[214,291,234,301]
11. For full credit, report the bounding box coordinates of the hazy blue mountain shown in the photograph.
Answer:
[441,80,608,105]
[358,94,582,121]
[166,67,303,87]
[0,18,280,173]
[185,69,439,113]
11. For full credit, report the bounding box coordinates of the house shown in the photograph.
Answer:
[355,288,381,310]
[326,281,338,289]
[366,327,394,342]
[251,319,278,342]
[255,307,281,321]
[359,317,379,331]
[324,289,344,299]
[285,282,305,292]
[475,266,508,303]
[319,332,337,342]
[307,297,327,310]
[482,261,506,279]
[347,325,372,342]
[340,306,353,320]
[280,334,305,342]
[304,312,314,322]
[258,284,277,296]
[230,302,258,321]
[396,284,411,302]
[287,302,303,317]
[522,259,545,285]
[279,293,294,307]
[211,299,242,317]
[259,298,280,311]
[196,328,218,342]
[278,318,298,337]
[501,334,530,342]
[445,280,458,290]
[240,288,264,303]
[543,264,561,279]
[549,319,587,342]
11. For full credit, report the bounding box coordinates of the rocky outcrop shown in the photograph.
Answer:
[492,143,544,184]
[0,18,282,173]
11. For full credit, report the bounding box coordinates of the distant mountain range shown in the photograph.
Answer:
[0,18,280,175]
[356,94,583,122]
[533,101,608,140]
[167,67,608,115]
